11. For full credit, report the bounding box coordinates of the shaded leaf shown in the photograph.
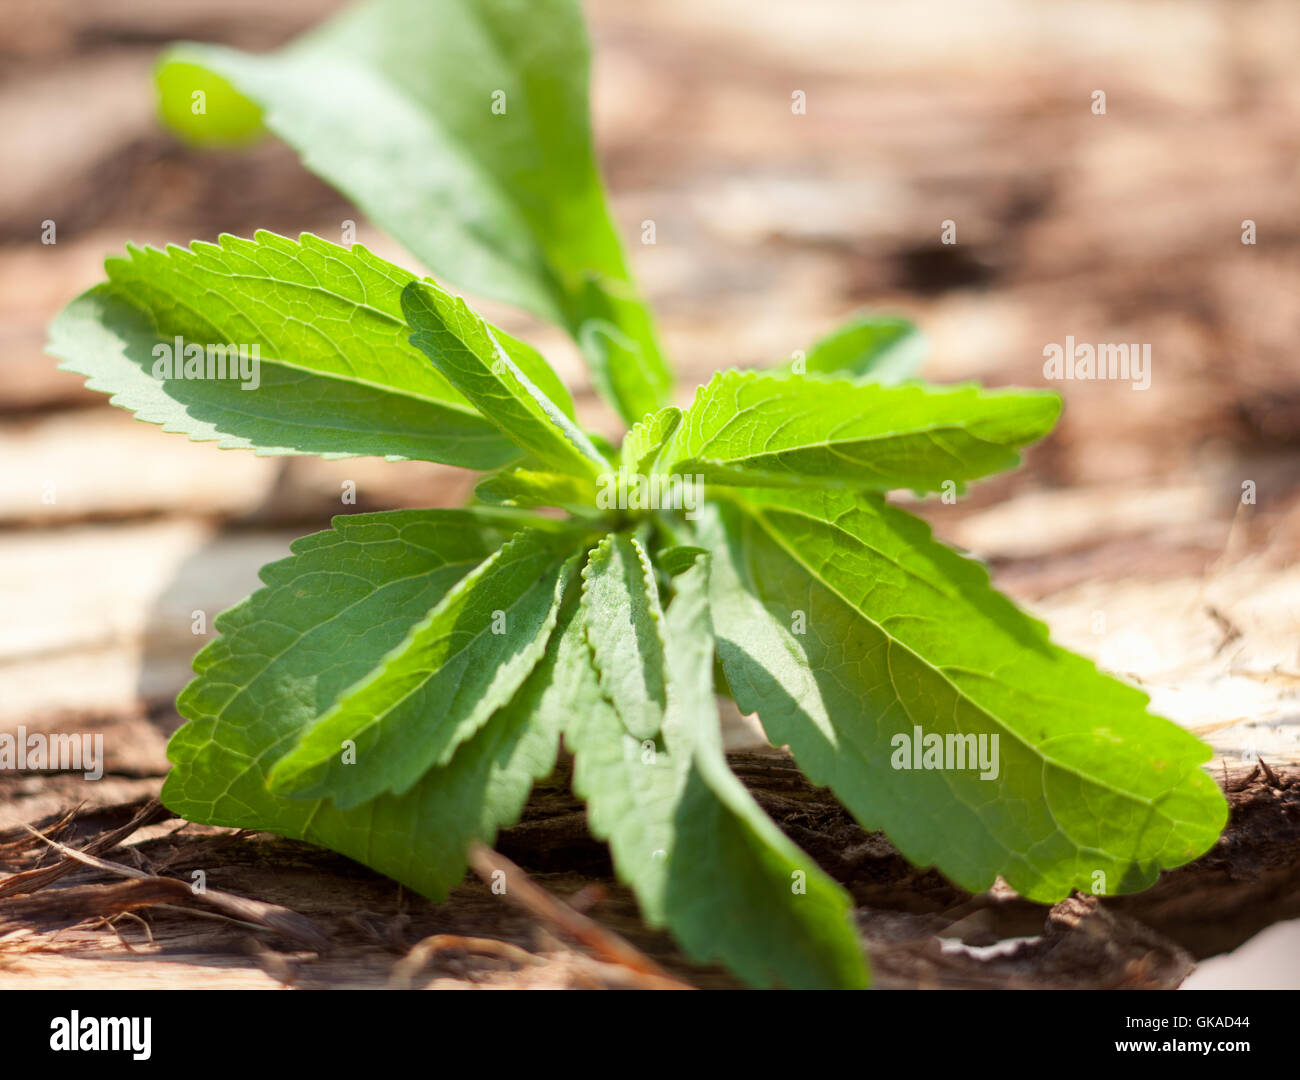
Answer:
[162,509,565,898]
[268,528,583,807]
[475,467,598,513]
[580,533,668,741]
[654,545,709,577]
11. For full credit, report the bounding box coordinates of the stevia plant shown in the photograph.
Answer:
[46,0,1227,989]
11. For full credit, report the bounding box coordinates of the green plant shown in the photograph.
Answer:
[47,0,1227,989]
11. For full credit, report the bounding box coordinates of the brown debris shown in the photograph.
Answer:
[1,818,329,951]
[390,934,544,989]
[0,798,170,897]
[862,896,1194,990]
[467,843,693,990]
[0,755,1296,988]
[0,878,199,937]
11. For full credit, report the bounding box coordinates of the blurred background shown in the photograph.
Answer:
[2,0,1298,987]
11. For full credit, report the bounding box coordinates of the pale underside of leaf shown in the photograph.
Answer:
[554,587,680,918]
[580,533,669,741]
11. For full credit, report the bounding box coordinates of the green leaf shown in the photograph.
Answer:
[654,545,709,577]
[575,277,674,425]
[403,280,609,480]
[574,556,868,987]
[155,0,671,418]
[699,489,1228,902]
[598,407,685,518]
[566,557,868,988]
[47,232,573,467]
[788,313,925,384]
[557,593,679,919]
[475,467,597,513]
[156,61,264,146]
[658,559,869,989]
[579,533,668,741]
[162,508,564,899]
[619,407,682,475]
[661,369,1060,494]
[319,634,567,898]
[268,528,584,808]
[485,326,578,420]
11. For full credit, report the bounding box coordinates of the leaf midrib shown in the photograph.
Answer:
[689,410,1013,474]
[283,544,571,780]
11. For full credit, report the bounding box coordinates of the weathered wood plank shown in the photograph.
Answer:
[1,758,1294,990]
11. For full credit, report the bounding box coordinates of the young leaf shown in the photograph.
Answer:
[580,533,668,741]
[162,508,564,899]
[619,407,682,475]
[268,528,584,808]
[156,61,264,145]
[654,545,709,577]
[156,0,670,420]
[663,560,867,989]
[478,325,577,421]
[786,313,925,384]
[475,467,598,513]
[660,369,1060,494]
[699,490,1228,903]
[549,583,682,920]
[47,232,573,467]
[567,558,868,988]
[402,280,609,480]
[595,407,687,517]
[575,276,674,425]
